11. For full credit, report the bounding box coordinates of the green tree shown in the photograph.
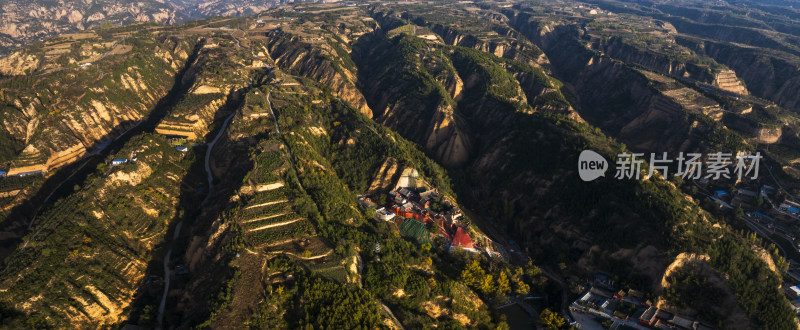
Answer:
[479,274,494,294]
[734,205,744,218]
[512,268,530,295]
[427,221,440,235]
[755,196,764,207]
[421,242,431,252]
[525,261,542,278]
[539,308,565,329]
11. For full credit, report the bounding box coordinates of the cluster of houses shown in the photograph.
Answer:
[361,186,476,251]
[778,200,800,219]
[358,167,485,253]
[572,285,713,330]
[709,184,775,211]
[711,181,800,259]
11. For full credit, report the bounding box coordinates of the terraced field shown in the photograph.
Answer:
[236,145,319,252]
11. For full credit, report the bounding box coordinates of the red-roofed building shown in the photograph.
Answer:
[452,227,474,248]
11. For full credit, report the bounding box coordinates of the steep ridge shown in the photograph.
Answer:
[501,3,800,180]
[159,70,503,328]
[505,14,750,154]
[584,0,800,57]
[0,34,203,265]
[354,33,471,167]
[0,133,196,327]
[0,22,262,327]
[593,36,717,84]
[354,10,575,167]
[254,3,799,328]
[369,7,547,68]
[0,32,192,219]
[0,36,190,170]
[0,0,297,55]
[256,11,374,118]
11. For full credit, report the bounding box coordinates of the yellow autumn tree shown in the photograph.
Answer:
[539,308,565,329]
[497,271,511,295]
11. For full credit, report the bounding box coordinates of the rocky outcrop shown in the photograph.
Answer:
[0,51,40,75]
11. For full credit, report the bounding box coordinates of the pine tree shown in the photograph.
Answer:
[539,308,565,329]
[497,271,511,295]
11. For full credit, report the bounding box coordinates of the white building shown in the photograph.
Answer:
[375,207,396,221]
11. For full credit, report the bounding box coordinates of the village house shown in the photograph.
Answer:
[573,282,714,329]
[16,170,43,177]
[358,196,377,209]
[731,188,758,207]
[444,208,463,223]
[375,207,396,222]
[786,284,800,300]
[779,200,800,216]
[737,189,758,199]
[750,211,775,222]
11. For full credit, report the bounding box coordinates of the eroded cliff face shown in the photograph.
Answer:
[504,19,733,154]
[352,31,474,167]
[588,35,747,96]
[595,36,709,81]
[0,0,182,53]
[0,134,190,327]
[155,38,255,141]
[573,56,700,151]
[370,9,548,68]
[262,31,372,118]
[678,37,800,113]
[0,38,192,175]
[355,11,575,168]
[188,0,274,18]
[430,24,540,64]
[0,51,41,76]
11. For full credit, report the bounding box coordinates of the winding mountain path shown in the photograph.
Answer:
[157,110,237,328]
